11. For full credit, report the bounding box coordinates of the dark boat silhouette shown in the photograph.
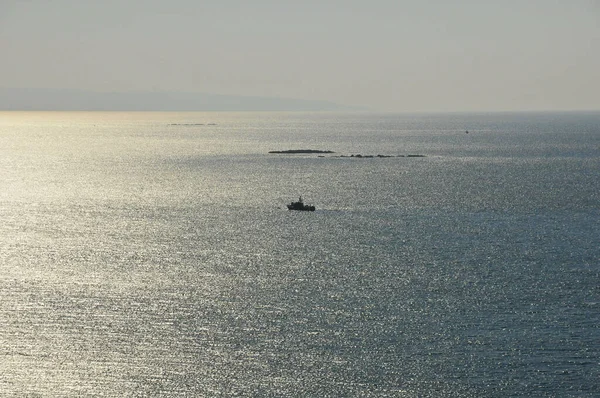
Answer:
[287,196,315,211]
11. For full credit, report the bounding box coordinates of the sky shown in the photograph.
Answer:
[1,0,599,112]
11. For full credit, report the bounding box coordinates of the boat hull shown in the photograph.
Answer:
[287,203,315,211]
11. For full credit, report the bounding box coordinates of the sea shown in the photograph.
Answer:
[0,111,598,397]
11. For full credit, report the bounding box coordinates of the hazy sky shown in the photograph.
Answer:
[1,0,599,112]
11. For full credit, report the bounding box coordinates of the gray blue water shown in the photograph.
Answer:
[1,111,598,396]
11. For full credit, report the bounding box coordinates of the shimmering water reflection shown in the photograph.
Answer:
[0,112,598,396]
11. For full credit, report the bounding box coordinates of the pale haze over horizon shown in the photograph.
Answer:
[1,0,599,112]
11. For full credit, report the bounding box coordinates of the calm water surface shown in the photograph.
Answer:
[0,111,599,396]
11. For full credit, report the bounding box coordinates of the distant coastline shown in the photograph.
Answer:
[0,87,364,112]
